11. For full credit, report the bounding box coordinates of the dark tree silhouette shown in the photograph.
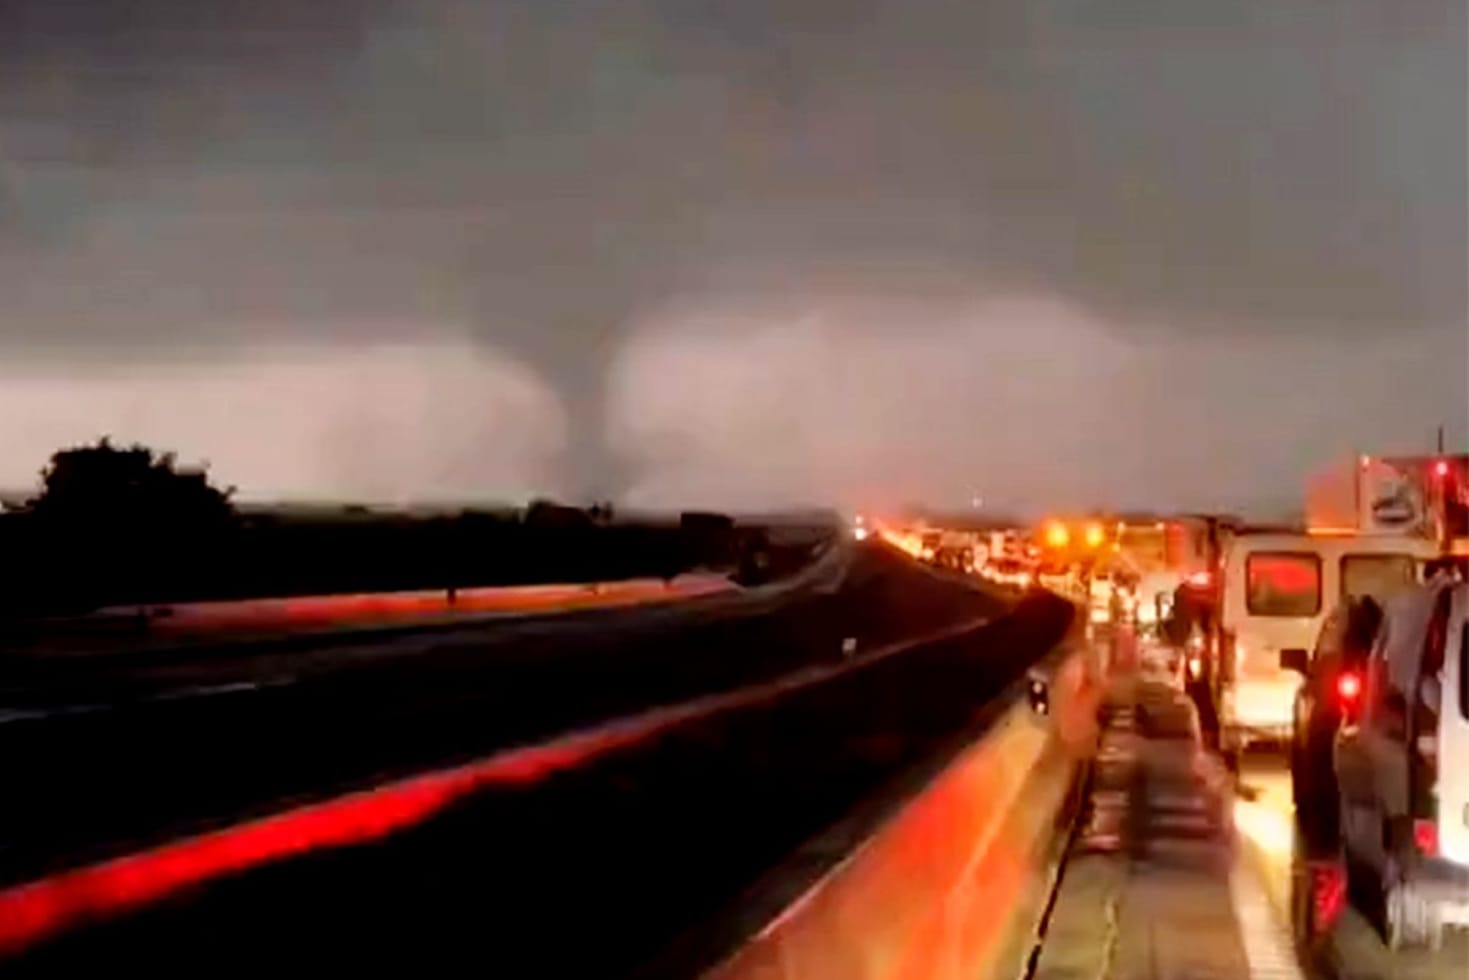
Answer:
[28,438,235,532]
[11,440,238,610]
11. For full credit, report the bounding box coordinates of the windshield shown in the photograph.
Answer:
[1462,622,1468,723]
[1245,552,1322,618]
[1340,553,1418,604]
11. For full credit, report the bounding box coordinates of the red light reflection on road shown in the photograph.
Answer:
[0,730,614,957]
[0,609,981,960]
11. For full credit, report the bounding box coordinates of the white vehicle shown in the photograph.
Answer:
[1087,572,1114,623]
[1214,530,1438,754]
[1335,580,1469,948]
[1136,570,1183,631]
[985,559,1032,589]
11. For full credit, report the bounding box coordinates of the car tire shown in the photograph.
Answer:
[1296,739,1339,848]
[1380,856,1432,950]
[1383,876,1412,950]
[1339,800,1368,908]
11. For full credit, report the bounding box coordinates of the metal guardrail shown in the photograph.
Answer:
[11,535,853,650]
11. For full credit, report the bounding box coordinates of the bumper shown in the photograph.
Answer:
[1410,858,1469,927]
[1220,711,1293,747]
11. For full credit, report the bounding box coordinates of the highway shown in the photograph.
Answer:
[1,540,1073,974]
[7,536,1461,979]
[1032,633,1467,980]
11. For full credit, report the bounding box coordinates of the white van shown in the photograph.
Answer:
[1335,580,1469,948]
[1215,531,1437,754]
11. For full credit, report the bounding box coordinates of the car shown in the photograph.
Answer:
[985,559,1031,589]
[1284,594,1382,843]
[1334,580,1469,949]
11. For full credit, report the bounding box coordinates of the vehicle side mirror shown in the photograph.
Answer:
[1279,647,1309,675]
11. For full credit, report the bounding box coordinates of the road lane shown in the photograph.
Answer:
[0,542,1011,890]
[4,582,1071,976]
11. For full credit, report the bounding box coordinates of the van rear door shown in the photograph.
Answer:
[1229,549,1321,731]
[1439,589,1469,866]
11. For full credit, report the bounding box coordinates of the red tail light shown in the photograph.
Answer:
[1413,819,1439,857]
[1336,671,1362,703]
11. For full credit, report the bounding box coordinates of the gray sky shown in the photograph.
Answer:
[1,0,1464,513]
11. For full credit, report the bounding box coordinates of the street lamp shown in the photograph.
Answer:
[1044,521,1070,549]
[1084,522,1105,549]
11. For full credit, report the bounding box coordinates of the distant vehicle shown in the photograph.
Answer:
[1210,530,1438,758]
[918,530,943,562]
[1136,570,1184,633]
[1036,562,1072,594]
[986,559,1031,589]
[1335,581,1469,948]
[1284,594,1383,838]
[933,545,972,573]
[1087,571,1114,623]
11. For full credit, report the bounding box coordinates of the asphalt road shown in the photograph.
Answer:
[0,542,1010,890]
[6,577,1072,977]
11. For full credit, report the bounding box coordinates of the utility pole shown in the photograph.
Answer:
[1438,424,1446,455]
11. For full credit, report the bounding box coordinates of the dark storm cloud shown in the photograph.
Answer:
[3,0,1460,334]
[0,0,1464,501]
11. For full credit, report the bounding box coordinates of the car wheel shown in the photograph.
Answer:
[1384,877,1411,950]
[1381,860,1431,950]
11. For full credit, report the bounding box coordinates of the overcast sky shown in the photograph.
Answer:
[1,0,1464,514]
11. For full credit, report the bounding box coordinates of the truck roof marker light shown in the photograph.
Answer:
[1336,671,1361,702]
[1434,460,1450,478]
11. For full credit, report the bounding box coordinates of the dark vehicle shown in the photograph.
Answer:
[1285,594,1382,842]
[1336,581,1469,949]
[933,545,973,573]
[1165,573,1218,695]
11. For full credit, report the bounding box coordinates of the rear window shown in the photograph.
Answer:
[1461,622,1468,722]
[1340,553,1418,603]
[1245,552,1322,617]
[1457,625,1469,725]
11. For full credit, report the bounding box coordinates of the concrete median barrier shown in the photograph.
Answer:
[8,536,855,659]
[708,633,1104,980]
